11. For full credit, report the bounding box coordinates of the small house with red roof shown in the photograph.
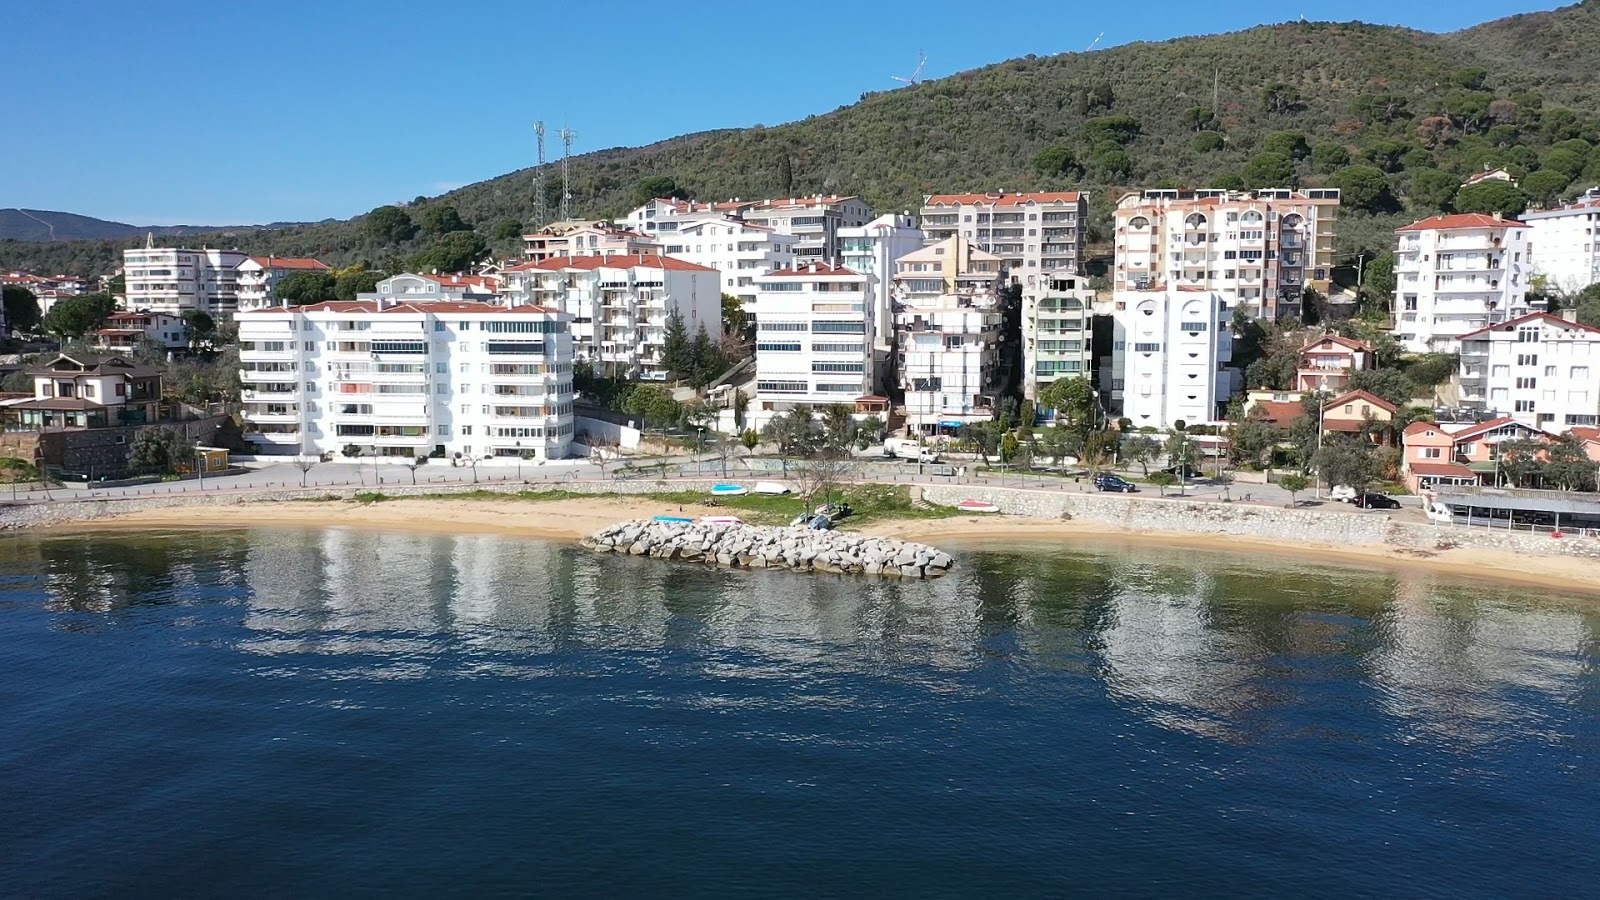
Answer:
[1296,333,1375,393]
[1400,416,1553,492]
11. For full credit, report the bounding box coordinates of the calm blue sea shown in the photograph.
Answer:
[1,528,1597,898]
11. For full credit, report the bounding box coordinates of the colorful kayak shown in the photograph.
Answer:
[700,515,744,525]
[653,516,694,523]
[710,483,748,496]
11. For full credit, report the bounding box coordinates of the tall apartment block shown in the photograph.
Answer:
[1393,213,1532,353]
[235,299,575,461]
[658,217,798,317]
[1022,274,1096,403]
[624,195,875,265]
[1522,189,1600,296]
[919,192,1087,285]
[1112,188,1340,320]
[500,254,721,381]
[892,237,1007,435]
[751,262,874,425]
[840,214,925,351]
[1110,289,1236,429]
[122,244,248,315]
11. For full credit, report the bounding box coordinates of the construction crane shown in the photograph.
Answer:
[892,51,926,86]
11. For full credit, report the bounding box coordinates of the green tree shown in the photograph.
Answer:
[411,231,488,274]
[490,219,524,241]
[721,293,750,337]
[41,293,116,339]
[1545,433,1599,491]
[739,428,761,457]
[181,311,215,345]
[1454,180,1529,217]
[1329,165,1396,213]
[1085,115,1141,145]
[633,175,685,205]
[1191,132,1225,153]
[1033,146,1082,176]
[275,270,336,305]
[1261,81,1302,114]
[662,310,690,377]
[820,403,856,453]
[1229,415,1283,470]
[1279,473,1309,507]
[1313,435,1378,492]
[1038,376,1096,428]
[1522,169,1572,205]
[1542,147,1588,180]
[1147,471,1179,496]
[420,205,469,235]
[1121,434,1160,475]
[733,389,749,431]
[1263,130,1311,160]
[1362,250,1396,306]
[1000,432,1020,464]
[1242,151,1295,188]
[130,426,195,475]
[1409,168,1459,212]
[1496,438,1545,487]
[2,285,42,333]
[621,384,681,430]
[1093,146,1134,180]
[686,323,723,387]
[364,205,417,244]
[1310,141,1350,171]
[1574,283,1600,327]
[333,266,383,301]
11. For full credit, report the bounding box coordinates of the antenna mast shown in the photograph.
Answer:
[559,128,577,221]
[533,121,548,229]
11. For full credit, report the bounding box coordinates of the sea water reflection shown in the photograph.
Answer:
[10,527,1598,749]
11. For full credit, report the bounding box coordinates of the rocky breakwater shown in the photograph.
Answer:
[581,519,955,578]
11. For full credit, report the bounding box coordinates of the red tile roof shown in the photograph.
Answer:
[245,256,330,270]
[420,274,498,291]
[1403,421,1448,437]
[1323,389,1398,415]
[925,191,1083,207]
[760,262,863,278]
[1457,312,1600,340]
[1396,213,1528,232]
[1407,462,1478,479]
[1449,416,1551,442]
[1252,400,1306,428]
[1302,333,1373,353]
[522,254,716,273]
[245,300,559,315]
[1569,426,1600,443]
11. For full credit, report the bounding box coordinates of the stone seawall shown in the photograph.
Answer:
[581,519,953,578]
[919,485,1600,561]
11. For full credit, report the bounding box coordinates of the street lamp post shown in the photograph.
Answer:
[1313,375,1327,500]
[515,441,522,480]
[697,426,705,476]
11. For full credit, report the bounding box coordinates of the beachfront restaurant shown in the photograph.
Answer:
[1429,485,1600,532]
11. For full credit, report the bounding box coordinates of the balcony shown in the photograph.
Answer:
[243,411,300,424]
[242,389,298,401]
[240,368,296,381]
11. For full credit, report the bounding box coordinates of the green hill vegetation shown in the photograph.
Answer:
[9,2,1600,282]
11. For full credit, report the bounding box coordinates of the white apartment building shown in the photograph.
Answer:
[1393,213,1533,353]
[1458,311,1600,430]
[840,214,925,351]
[751,263,873,425]
[740,195,875,263]
[1113,188,1340,320]
[893,237,1007,435]
[122,244,248,315]
[1022,274,1096,404]
[91,311,190,353]
[920,192,1088,283]
[235,300,575,461]
[499,254,720,380]
[1111,289,1236,429]
[660,217,797,315]
[371,273,499,305]
[621,198,755,235]
[1524,189,1600,296]
[235,256,332,310]
[522,222,659,264]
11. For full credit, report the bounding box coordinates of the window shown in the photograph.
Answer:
[1518,327,1540,343]
[756,342,801,352]
[434,321,446,331]
[436,424,451,436]
[1179,321,1208,332]
[758,321,807,331]
[1422,447,1442,459]
[1545,365,1557,377]
[1134,342,1161,352]
[304,341,316,350]
[812,321,865,334]
[1573,366,1591,379]
[371,341,426,354]
[1516,353,1538,366]
[757,380,808,393]
[1515,400,1536,412]
[1515,377,1537,389]
[812,361,863,373]
[811,342,864,354]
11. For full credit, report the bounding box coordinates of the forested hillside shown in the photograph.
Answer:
[9,1,1600,279]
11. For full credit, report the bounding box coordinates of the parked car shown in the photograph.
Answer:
[1163,464,1204,480]
[1352,492,1401,510]
[1094,474,1139,493]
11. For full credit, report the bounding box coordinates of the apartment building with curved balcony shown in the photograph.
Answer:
[1110,288,1236,429]
[892,237,1008,435]
[1113,188,1339,320]
[1393,213,1532,353]
[235,300,574,461]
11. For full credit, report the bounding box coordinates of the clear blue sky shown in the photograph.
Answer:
[4,0,1561,225]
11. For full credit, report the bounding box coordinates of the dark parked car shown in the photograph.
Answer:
[1162,464,1204,479]
[1095,474,1139,493]
[1353,492,1401,510]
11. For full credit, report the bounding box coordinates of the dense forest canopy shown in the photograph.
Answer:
[8,2,1600,279]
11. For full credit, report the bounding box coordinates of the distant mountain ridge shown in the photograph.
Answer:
[0,208,307,243]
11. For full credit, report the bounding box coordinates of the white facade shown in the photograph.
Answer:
[920,191,1088,284]
[740,195,875,263]
[1113,188,1340,319]
[1112,289,1235,429]
[752,263,873,422]
[122,246,248,315]
[521,222,659,264]
[1022,274,1095,403]
[1524,190,1600,296]
[91,311,189,353]
[235,300,575,460]
[660,218,797,315]
[840,214,925,350]
[1394,213,1533,354]
[1458,312,1600,431]
[236,257,332,310]
[499,254,720,380]
[893,237,1006,435]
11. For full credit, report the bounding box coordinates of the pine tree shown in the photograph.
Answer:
[662,311,689,378]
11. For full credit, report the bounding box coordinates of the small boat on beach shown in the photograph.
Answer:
[710,483,748,496]
[700,515,744,525]
[653,516,694,523]
[753,481,791,495]
[956,499,1001,513]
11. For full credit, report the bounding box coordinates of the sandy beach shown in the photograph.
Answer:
[75,496,1600,597]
